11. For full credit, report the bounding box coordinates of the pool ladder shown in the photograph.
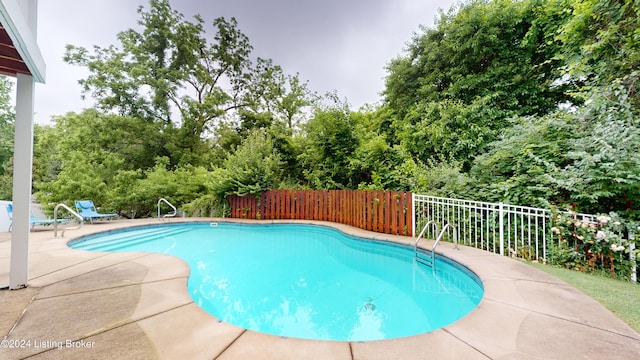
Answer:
[157,198,177,221]
[414,221,459,267]
[53,203,84,238]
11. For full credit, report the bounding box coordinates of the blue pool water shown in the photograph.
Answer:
[69,222,484,341]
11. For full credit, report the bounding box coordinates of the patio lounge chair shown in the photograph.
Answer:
[6,203,66,231]
[75,200,118,223]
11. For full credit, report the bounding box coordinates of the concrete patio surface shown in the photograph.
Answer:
[1,218,639,359]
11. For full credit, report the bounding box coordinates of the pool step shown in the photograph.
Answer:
[72,227,180,248]
[415,248,434,267]
[72,227,190,251]
[91,227,191,252]
[81,227,190,252]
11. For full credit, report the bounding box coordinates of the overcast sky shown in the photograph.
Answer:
[33,0,457,124]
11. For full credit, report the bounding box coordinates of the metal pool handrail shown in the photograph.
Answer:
[414,220,439,252]
[415,221,459,267]
[414,220,439,267]
[157,198,177,220]
[54,203,83,238]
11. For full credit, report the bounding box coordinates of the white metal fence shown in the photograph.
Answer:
[411,195,598,260]
[413,194,638,282]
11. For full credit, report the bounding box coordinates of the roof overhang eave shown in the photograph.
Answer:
[0,0,45,83]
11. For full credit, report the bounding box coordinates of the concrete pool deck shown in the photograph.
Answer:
[1,218,639,359]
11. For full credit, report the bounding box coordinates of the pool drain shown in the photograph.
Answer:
[364,297,376,311]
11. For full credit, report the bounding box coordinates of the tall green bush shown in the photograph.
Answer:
[210,130,284,197]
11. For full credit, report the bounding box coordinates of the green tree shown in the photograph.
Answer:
[464,0,640,217]
[36,109,163,172]
[469,84,640,218]
[385,0,571,118]
[108,158,210,218]
[65,0,312,168]
[383,0,574,168]
[33,110,163,209]
[243,58,315,130]
[468,112,575,207]
[210,130,284,197]
[348,108,416,190]
[36,151,122,209]
[64,0,256,166]
[396,97,510,170]
[297,96,357,189]
[213,58,314,174]
[552,86,640,218]
[553,0,640,106]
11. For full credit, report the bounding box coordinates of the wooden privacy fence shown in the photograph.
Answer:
[227,190,412,236]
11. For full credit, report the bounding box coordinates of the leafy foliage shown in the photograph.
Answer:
[209,130,284,197]
[554,87,640,216]
[554,0,640,106]
[64,0,313,168]
[297,97,358,189]
[384,0,574,168]
[34,109,163,209]
[468,112,575,207]
[469,83,640,218]
[37,151,118,209]
[108,159,210,218]
[396,97,510,170]
[385,0,573,114]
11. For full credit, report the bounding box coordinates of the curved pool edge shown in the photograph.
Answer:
[3,218,639,359]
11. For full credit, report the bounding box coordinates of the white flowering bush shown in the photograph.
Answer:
[549,206,638,279]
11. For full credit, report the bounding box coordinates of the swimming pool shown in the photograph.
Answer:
[69,222,483,341]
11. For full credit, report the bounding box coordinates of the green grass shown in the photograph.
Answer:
[529,262,640,333]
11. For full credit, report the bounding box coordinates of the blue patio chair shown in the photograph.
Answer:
[6,203,66,231]
[75,200,118,223]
